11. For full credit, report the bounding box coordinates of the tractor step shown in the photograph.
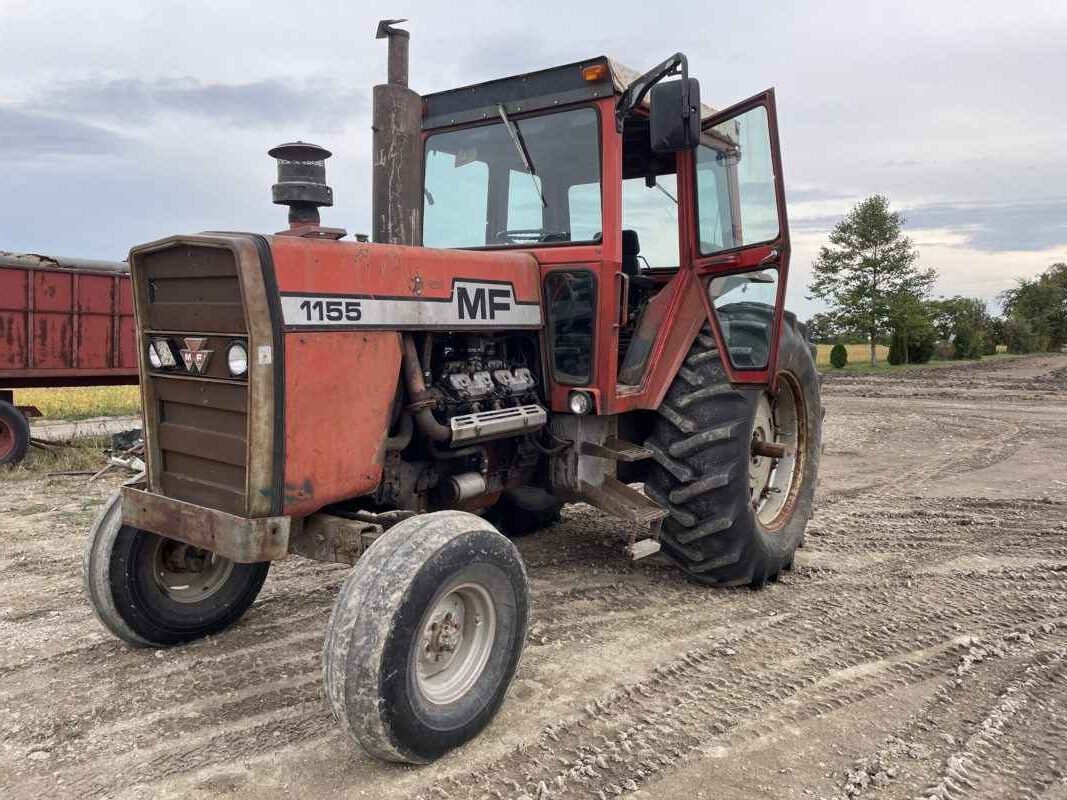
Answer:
[579,477,668,527]
[580,436,653,462]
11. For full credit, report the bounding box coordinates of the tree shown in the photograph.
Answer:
[887,291,936,365]
[829,343,848,368]
[808,195,936,364]
[1000,262,1067,352]
[930,296,995,359]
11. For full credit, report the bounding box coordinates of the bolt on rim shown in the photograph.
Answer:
[150,538,234,604]
[413,581,497,706]
[749,372,806,529]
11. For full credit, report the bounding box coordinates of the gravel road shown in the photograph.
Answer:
[2,354,1065,799]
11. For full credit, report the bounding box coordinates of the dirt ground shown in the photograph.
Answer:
[2,354,1065,800]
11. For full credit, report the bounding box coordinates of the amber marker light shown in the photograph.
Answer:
[582,64,609,81]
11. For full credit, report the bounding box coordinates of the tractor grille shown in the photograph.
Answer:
[140,245,249,515]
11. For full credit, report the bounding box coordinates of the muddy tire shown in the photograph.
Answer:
[323,510,529,764]
[486,486,564,537]
[644,312,822,586]
[0,400,30,467]
[83,492,270,647]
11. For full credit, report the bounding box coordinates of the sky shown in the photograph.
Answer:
[1,0,1065,320]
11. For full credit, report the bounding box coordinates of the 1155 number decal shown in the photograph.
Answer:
[298,299,362,323]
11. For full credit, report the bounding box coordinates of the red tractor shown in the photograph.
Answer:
[85,22,821,764]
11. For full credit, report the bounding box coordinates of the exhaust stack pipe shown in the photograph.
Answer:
[372,18,422,246]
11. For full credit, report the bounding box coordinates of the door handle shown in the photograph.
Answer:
[615,272,630,328]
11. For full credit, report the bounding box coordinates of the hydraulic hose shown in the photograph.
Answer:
[383,411,413,451]
[401,334,451,443]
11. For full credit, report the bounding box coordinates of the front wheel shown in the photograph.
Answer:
[83,492,270,647]
[322,510,529,763]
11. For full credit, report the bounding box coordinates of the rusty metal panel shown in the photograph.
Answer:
[140,246,246,333]
[280,329,399,517]
[121,483,289,563]
[0,268,28,370]
[0,259,137,388]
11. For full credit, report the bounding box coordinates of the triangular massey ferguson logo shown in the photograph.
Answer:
[180,337,213,373]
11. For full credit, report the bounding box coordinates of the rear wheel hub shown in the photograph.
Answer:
[749,374,805,528]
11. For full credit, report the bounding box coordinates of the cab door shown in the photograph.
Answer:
[688,89,790,388]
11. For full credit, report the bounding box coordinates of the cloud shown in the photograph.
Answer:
[31,77,366,129]
[903,201,1067,253]
[0,107,128,160]
[791,198,1067,254]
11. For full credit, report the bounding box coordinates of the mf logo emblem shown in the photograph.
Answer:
[456,286,511,320]
[180,337,213,373]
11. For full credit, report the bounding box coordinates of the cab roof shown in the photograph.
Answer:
[421,55,716,130]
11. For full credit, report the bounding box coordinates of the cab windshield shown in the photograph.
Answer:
[423,107,602,248]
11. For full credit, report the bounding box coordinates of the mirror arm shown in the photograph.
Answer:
[615,52,690,133]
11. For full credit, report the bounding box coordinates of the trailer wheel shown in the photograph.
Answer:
[0,400,30,466]
[645,312,822,586]
[83,492,270,647]
[323,510,529,763]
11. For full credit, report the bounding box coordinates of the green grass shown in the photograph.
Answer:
[15,386,141,420]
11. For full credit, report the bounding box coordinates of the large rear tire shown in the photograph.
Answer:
[0,400,30,467]
[323,510,529,763]
[644,313,822,586]
[83,493,270,647]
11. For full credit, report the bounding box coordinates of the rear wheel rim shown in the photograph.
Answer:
[750,373,806,529]
[413,581,497,706]
[150,538,234,604]
[0,418,14,461]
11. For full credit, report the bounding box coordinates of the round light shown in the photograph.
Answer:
[147,342,162,369]
[227,342,248,377]
[568,391,593,415]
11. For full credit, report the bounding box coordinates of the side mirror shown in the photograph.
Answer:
[650,78,700,154]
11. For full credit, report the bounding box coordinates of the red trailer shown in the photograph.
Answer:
[0,251,137,465]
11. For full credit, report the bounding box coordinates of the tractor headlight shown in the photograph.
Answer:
[226,342,248,377]
[149,338,177,369]
[568,391,593,415]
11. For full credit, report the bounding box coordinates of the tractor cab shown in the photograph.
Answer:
[418,54,791,415]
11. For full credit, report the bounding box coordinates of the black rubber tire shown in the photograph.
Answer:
[83,492,270,647]
[486,486,564,537]
[644,311,822,587]
[323,510,529,764]
[0,400,30,466]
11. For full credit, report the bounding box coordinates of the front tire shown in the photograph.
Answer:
[323,511,529,763]
[83,493,270,647]
[644,314,822,586]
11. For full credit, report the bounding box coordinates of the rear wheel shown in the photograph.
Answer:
[644,314,822,586]
[323,510,529,763]
[83,493,270,646]
[0,400,30,467]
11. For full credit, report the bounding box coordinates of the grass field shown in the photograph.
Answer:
[815,343,888,366]
[16,385,141,420]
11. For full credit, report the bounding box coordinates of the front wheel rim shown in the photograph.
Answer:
[150,538,234,604]
[749,372,807,529]
[413,581,497,706]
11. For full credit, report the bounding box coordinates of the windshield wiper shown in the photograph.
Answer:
[497,103,547,208]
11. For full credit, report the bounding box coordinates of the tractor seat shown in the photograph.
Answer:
[622,230,656,290]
